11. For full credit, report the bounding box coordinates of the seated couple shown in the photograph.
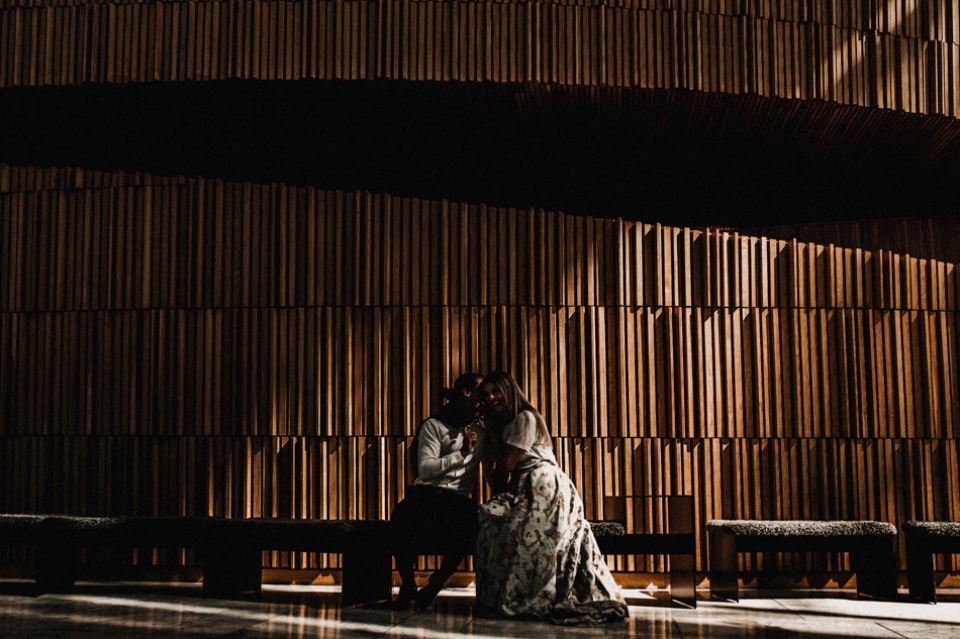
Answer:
[388,371,628,625]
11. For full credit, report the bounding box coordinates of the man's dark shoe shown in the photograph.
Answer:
[392,583,418,610]
[414,577,445,610]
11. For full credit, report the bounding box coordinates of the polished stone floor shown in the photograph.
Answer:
[1,581,959,639]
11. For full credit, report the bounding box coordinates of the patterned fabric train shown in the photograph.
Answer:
[474,399,628,625]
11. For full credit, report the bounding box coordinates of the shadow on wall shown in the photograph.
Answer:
[1,79,958,229]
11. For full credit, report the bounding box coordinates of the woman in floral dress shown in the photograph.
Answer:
[474,371,628,625]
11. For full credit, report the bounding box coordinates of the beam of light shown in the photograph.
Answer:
[32,591,960,639]
[42,594,489,638]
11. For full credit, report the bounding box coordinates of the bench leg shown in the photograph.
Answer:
[708,530,739,602]
[668,497,696,607]
[669,549,696,608]
[341,547,392,607]
[905,540,936,603]
[202,544,262,599]
[35,541,78,594]
[852,539,898,601]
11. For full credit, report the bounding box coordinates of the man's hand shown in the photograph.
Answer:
[462,425,478,453]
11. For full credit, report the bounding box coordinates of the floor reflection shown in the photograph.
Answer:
[0,582,957,639]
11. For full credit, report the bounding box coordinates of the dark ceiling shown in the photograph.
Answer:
[1,79,958,229]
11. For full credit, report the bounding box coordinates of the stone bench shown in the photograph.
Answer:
[706,519,898,601]
[902,521,960,603]
[0,515,390,606]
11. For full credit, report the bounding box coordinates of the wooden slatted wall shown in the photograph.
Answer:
[744,217,960,267]
[1,163,958,579]
[1,0,958,118]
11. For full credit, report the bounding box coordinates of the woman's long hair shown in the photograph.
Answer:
[480,371,551,447]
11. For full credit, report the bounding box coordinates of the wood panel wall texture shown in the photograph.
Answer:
[1,0,959,119]
[2,166,958,313]
[1,163,958,577]
[744,216,960,267]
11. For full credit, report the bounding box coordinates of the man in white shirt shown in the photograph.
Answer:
[389,373,488,610]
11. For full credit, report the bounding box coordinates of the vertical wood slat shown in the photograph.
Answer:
[5,176,958,315]
[0,0,956,123]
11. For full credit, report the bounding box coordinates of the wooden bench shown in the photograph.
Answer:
[902,521,960,603]
[0,515,391,606]
[706,519,898,601]
[598,496,697,608]
[3,509,696,607]
[400,495,697,608]
[198,518,392,605]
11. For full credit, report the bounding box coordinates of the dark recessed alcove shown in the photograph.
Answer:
[1,79,958,228]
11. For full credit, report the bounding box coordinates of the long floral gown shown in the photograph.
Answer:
[475,411,628,625]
